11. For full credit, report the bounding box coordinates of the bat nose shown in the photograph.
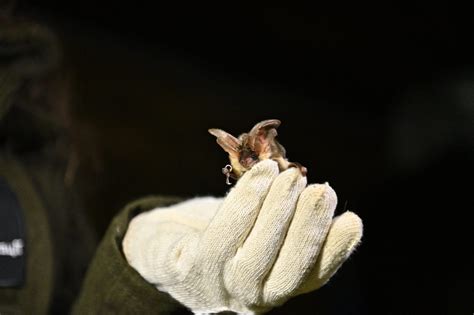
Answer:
[245,157,255,165]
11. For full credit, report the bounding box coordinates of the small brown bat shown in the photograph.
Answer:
[209,119,307,184]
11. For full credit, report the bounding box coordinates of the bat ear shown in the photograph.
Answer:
[208,128,241,157]
[248,119,281,154]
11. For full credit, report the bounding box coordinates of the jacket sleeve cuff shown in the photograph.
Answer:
[72,195,190,314]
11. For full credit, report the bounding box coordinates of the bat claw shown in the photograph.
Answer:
[288,162,307,176]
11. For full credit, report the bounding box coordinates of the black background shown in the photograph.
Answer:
[16,3,474,314]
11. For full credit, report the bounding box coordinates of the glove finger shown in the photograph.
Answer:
[199,159,279,263]
[224,167,306,304]
[294,211,363,296]
[262,183,336,305]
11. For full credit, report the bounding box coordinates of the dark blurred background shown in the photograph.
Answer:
[11,2,474,314]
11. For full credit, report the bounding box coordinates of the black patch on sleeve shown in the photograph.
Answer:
[0,176,26,287]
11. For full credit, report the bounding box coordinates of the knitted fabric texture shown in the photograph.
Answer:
[123,160,363,314]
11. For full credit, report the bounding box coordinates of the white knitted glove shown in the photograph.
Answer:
[123,160,362,314]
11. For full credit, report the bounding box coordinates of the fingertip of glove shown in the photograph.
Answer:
[302,183,338,206]
[276,166,307,185]
[333,211,363,250]
[337,211,363,228]
[256,159,279,169]
[248,159,279,177]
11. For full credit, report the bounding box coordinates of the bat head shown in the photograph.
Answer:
[208,119,281,177]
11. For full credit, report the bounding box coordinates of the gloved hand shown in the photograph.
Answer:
[123,160,363,314]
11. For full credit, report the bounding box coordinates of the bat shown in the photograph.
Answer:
[209,119,307,185]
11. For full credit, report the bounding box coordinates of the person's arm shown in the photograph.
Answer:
[122,161,362,314]
[72,196,190,315]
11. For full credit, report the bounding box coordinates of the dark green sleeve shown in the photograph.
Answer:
[0,156,54,315]
[72,196,191,315]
